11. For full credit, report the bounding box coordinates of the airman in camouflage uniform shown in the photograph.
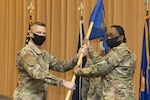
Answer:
[13,22,87,100]
[74,25,136,100]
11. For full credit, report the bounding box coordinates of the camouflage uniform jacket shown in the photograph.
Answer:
[13,42,78,100]
[74,43,136,100]
[81,59,102,100]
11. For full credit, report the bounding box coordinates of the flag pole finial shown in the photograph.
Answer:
[145,0,149,15]
[27,0,34,21]
[78,2,84,20]
[25,0,35,46]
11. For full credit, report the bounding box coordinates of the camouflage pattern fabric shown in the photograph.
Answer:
[81,59,91,100]
[74,43,136,100]
[82,60,102,100]
[13,42,78,100]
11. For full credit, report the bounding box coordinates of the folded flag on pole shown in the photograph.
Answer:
[72,17,87,100]
[140,15,150,100]
[89,0,109,53]
[25,19,32,45]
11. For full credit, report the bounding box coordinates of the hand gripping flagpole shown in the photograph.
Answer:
[65,2,85,100]
[65,22,94,100]
[76,0,103,70]
[65,2,94,100]
[76,0,103,67]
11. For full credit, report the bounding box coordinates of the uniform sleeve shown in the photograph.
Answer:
[88,47,103,64]
[74,48,127,77]
[48,54,78,72]
[20,52,64,87]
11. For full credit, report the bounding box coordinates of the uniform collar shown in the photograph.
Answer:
[27,42,43,54]
[111,43,128,49]
[119,43,127,47]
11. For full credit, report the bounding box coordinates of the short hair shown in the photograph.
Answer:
[30,22,46,29]
[110,25,126,43]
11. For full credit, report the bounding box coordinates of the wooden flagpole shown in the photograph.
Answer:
[65,2,94,100]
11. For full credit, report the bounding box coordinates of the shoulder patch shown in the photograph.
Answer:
[22,52,31,59]
[22,52,37,66]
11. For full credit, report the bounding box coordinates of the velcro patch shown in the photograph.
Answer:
[22,52,37,66]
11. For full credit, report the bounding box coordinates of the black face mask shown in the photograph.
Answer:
[32,33,46,45]
[106,36,121,48]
